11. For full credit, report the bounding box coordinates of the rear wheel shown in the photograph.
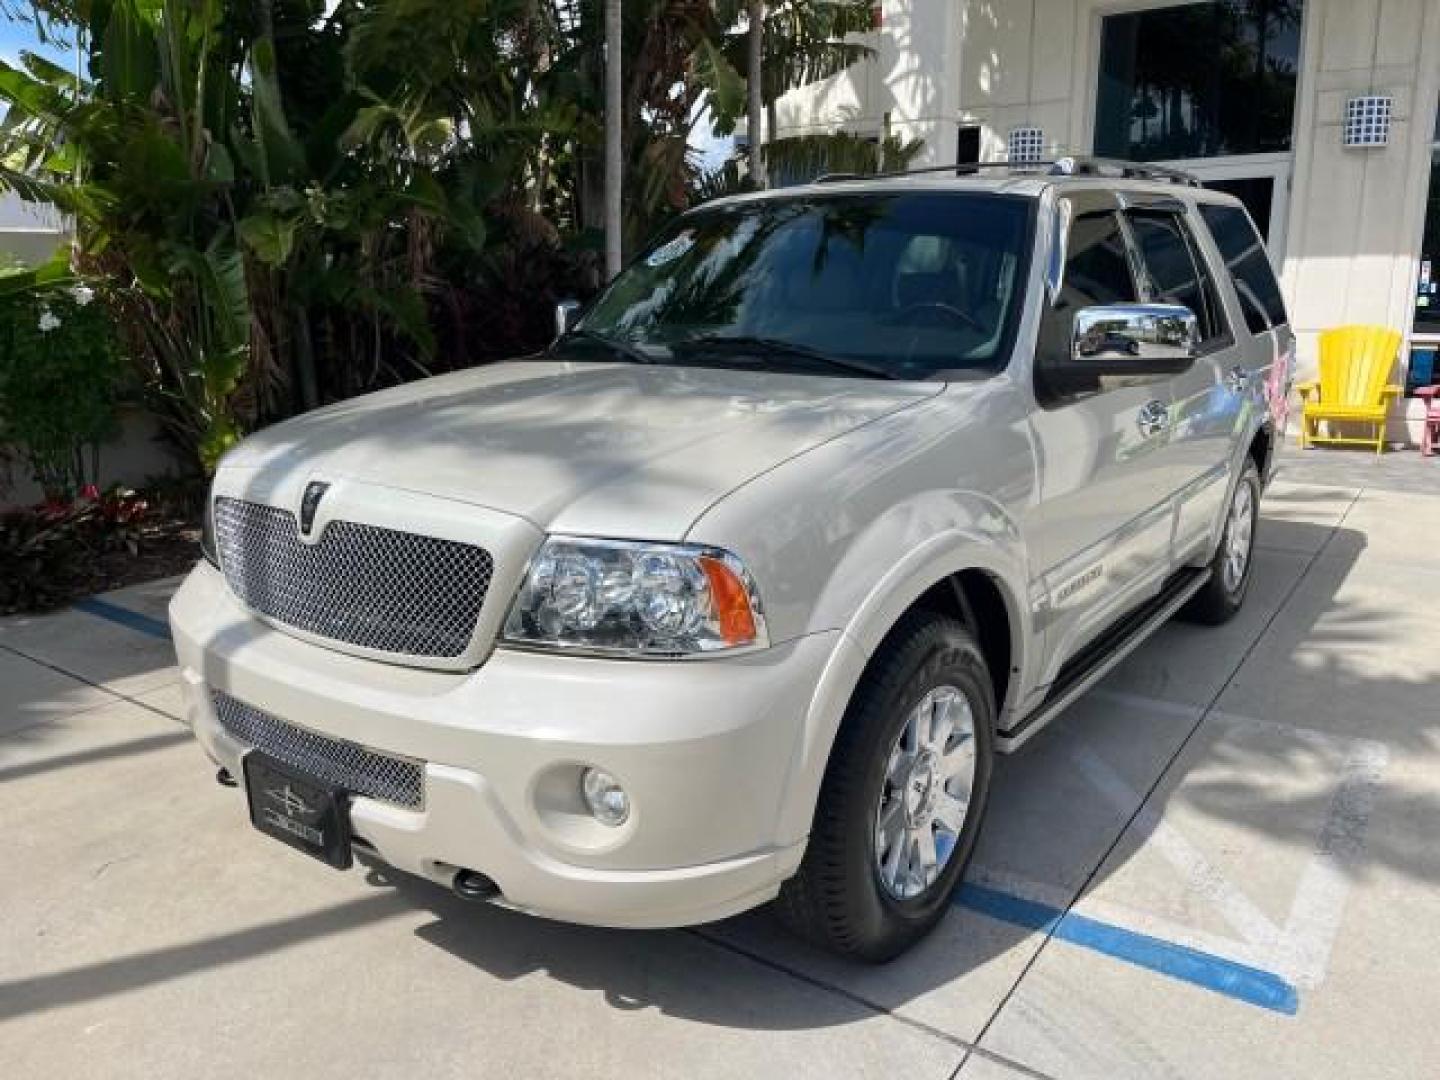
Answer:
[1181,459,1260,625]
[776,613,995,961]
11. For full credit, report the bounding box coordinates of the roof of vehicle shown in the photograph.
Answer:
[703,159,1247,211]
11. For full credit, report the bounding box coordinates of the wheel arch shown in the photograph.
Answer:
[1196,413,1275,564]
[907,570,1015,720]
[774,537,1033,848]
[1248,422,1275,486]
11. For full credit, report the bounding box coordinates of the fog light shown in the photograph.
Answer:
[581,767,630,826]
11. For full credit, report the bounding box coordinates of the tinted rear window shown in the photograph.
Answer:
[1197,203,1288,334]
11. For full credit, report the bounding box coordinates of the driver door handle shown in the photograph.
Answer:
[1137,399,1169,438]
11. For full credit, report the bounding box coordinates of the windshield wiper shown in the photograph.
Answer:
[673,334,902,381]
[555,329,656,366]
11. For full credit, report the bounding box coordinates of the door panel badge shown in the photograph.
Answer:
[1054,562,1104,606]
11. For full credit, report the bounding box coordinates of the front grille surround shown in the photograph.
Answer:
[213,691,425,811]
[213,497,494,660]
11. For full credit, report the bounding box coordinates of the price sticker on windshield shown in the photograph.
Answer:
[646,230,697,267]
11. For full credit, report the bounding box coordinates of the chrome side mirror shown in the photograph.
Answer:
[554,299,582,341]
[1071,303,1198,373]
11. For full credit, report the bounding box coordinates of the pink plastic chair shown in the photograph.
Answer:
[1418,386,1440,456]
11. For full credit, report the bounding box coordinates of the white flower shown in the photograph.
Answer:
[37,308,62,333]
[70,285,96,307]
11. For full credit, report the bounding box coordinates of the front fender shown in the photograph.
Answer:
[772,503,1036,847]
[680,384,1041,852]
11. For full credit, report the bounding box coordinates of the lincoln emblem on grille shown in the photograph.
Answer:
[299,481,330,536]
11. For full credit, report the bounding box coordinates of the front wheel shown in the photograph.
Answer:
[775,613,995,961]
[1181,459,1260,625]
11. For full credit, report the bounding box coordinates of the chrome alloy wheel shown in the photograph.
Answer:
[1221,478,1256,594]
[874,685,978,900]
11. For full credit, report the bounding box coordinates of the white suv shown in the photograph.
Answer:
[170,159,1293,960]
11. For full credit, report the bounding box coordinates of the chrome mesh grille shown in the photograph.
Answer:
[214,497,493,659]
[213,691,425,810]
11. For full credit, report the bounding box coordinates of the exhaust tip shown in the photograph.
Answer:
[452,869,500,902]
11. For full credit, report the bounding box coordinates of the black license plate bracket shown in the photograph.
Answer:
[243,751,353,870]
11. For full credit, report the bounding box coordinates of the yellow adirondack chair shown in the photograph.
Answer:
[1297,325,1404,454]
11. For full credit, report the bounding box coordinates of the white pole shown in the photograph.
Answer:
[604,0,623,281]
[747,2,766,189]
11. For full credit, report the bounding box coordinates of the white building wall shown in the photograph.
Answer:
[1285,0,1440,444]
[0,191,67,265]
[958,0,1080,161]
[776,0,1440,444]
[774,1,964,165]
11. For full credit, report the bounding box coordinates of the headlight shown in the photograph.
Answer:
[199,488,219,567]
[502,537,766,656]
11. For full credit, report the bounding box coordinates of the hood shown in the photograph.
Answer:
[221,361,941,538]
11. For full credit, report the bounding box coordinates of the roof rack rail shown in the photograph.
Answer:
[814,162,1032,184]
[1048,156,1201,186]
[813,157,1201,187]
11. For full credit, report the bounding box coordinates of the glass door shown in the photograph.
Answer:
[1091,1,1304,267]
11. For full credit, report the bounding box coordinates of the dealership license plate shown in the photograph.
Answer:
[243,752,353,869]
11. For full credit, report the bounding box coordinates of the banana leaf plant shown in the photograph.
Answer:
[0,0,568,471]
[1,0,912,475]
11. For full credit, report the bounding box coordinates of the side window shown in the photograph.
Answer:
[1059,211,1138,308]
[1197,203,1289,334]
[1125,210,1230,347]
[1037,208,1140,399]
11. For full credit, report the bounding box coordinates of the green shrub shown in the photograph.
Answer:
[0,279,129,501]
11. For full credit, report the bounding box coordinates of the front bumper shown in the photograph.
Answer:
[169,563,834,928]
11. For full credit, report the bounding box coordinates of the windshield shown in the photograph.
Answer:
[566,192,1034,380]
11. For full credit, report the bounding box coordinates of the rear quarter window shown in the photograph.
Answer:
[1197,203,1289,335]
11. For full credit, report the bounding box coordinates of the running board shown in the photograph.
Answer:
[997,567,1212,753]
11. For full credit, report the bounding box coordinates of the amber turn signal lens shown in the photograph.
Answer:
[698,556,758,646]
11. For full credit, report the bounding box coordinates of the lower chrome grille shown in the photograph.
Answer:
[213,691,425,810]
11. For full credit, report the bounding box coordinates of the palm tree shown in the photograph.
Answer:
[747,1,766,190]
[604,0,623,280]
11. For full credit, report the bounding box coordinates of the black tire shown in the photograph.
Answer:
[1181,459,1260,626]
[775,612,995,962]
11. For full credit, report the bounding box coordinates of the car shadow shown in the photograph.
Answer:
[339,513,1433,1032]
[5,512,1432,1038]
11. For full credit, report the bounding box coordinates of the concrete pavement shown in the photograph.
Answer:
[2,448,1438,1078]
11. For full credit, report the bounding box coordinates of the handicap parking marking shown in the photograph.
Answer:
[1072,747,1294,967]
[1205,706,1388,986]
[955,881,1299,1014]
[963,688,1389,1013]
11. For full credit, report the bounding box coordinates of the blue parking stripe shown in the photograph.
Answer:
[73,597,173,641]
[956,882,1299,1015]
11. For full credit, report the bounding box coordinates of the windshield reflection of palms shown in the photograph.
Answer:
[578,193,1030,377]
[809,200,890,275]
